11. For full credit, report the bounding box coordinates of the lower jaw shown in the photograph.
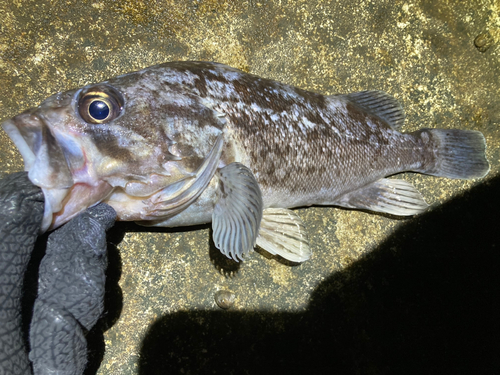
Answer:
[47,181,114,231]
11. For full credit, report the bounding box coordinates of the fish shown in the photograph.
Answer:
[1,61,490,262]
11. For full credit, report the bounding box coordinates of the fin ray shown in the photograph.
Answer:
[422,129,489,179]
[212,163,263,262]
[334,178,429,216]
[256,208,311,263]
[346,90,405,130]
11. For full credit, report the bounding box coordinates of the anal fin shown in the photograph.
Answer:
[256,208,311,263]
[335,178,429,216]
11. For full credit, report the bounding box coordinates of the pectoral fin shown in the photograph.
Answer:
[334,178,429,216]
[256,208,311,263]
[212,163,263,262]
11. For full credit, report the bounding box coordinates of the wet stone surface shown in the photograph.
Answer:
[0,0,499,374]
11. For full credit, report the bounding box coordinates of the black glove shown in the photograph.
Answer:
[0,172,44,375]
[0,172,116,375]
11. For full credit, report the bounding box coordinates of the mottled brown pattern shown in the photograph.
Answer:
[3,61,445,225]
[86,126,135,161]
[157,63,430,207]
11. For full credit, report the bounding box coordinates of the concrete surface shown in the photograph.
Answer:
[0,0,498,374]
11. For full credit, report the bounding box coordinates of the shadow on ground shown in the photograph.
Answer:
[137,175,500,375]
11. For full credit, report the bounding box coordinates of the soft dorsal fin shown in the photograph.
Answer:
[212,163,263,262]
[346,90,405,130]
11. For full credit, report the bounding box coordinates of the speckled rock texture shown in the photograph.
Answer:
[0,1,498,374]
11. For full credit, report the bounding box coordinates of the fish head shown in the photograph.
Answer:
[2,70,225,231]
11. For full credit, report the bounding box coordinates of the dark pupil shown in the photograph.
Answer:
[89,100,110,120]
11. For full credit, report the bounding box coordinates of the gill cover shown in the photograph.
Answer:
[142,134,225,219]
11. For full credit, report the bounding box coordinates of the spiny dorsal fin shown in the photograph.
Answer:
[346,90,405,130]
[334,178,429,216]
[212,163,263,262]
[256,208,311,263]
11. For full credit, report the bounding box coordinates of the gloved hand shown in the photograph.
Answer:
[0,172,44,375]
[0,172,116,375]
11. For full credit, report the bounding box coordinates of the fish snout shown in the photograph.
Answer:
[2,111,81,232]
[2,112,40,172]
[2,111,74,189]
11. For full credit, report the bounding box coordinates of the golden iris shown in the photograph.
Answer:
[77,85,124,124]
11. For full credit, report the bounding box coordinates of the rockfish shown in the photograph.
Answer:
[1,62,489,262]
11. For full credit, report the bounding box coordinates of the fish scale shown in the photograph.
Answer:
[1,61,489,262]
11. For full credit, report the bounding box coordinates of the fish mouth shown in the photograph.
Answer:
[2,111,112,232]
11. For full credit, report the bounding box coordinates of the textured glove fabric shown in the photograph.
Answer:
[0,173,44,375]
[29,203,116,375]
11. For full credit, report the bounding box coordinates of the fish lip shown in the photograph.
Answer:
[1,118,37,171]
[1,112,75,232]
[2,110,74,187]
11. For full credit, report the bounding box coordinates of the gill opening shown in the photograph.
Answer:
[144,134,224,218]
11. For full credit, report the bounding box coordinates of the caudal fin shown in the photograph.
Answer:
[427,129,489,179]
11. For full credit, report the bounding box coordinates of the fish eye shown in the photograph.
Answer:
[77,85,124,124]
[89,100,110,120]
